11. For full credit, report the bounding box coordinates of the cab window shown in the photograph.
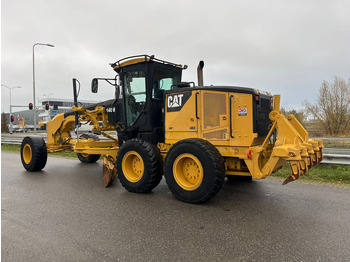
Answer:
[153,67,181,100]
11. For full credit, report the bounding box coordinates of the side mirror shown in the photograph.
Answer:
[91,78,98,93]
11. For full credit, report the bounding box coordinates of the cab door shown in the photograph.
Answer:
[122,70,147,128]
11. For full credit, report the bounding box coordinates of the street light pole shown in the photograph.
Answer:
[1,85,21,130]
[33,43,54,134]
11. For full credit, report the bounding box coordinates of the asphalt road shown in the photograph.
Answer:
[2,151,350,262]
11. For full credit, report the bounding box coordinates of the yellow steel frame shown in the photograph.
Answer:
[164,91,323,184]
[45,86,323,186]
[46,105,119,159]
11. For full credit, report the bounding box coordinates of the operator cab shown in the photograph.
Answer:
[92,55,186,144]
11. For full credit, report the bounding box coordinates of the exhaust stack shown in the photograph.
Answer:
[197,60,204,86]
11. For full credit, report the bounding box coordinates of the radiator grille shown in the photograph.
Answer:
[202,128,228,140]
[203,92,227,129]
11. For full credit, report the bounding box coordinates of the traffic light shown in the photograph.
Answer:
[29,103,33,110]
[45,104,50,110]
[10,115,14,122]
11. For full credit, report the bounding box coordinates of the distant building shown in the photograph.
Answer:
[5,98,99,126]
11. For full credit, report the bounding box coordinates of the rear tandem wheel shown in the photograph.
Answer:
[116,138,163,193]
[226,175,252,182]
[164,138,225,204]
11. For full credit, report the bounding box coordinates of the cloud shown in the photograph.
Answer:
[2,0,350,112]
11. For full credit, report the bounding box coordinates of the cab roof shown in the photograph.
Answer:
[110,55,186,72]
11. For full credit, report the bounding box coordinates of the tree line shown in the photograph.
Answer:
[284,77,350,136]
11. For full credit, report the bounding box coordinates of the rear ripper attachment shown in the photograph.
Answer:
[245,95,324,185]
[20,55,323,204]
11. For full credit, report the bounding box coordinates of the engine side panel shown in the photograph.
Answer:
[165,89,261,149]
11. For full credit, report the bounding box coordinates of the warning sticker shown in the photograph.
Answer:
[238,108,247,116]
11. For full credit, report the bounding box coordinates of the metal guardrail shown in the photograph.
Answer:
[1,137,47,145]
[321,154,350,165]
[2,137,350,166]
[321,148,350,165]
[322,148,350,155]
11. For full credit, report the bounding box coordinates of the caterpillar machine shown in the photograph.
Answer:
[20,55,323,203]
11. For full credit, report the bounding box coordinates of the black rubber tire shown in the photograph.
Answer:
[76,133,101,163]
[20,136,47,172]
[116,138,163,193]
[165,138,225,204]
[77,153,101,163]
[226,175,253,182]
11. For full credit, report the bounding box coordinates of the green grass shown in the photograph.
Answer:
[270,163,350,186]
[50,151,78,158]
[1,143,78,158]
[1,144,20,153]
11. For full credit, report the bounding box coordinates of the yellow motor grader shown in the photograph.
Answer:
[20,55,323,203]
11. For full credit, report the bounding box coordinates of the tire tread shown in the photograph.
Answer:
[21,136,47,171]
[117,139,162,193]
[165,138,225,204]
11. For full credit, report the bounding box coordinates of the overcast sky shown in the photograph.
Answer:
[1,0,350,113]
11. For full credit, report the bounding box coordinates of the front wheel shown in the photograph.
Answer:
[165,139,225,204]
[76,134,101,163]
[20,136,47,171]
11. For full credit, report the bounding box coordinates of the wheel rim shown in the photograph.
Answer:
[173,153,203,191]
[122,151,144,183]
[81,153,89,157]
[23,144,32,164]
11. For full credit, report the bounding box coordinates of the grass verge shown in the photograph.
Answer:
[1,144,78,158]
[270,163,350,186]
